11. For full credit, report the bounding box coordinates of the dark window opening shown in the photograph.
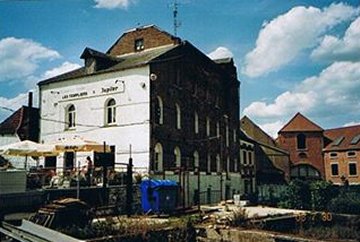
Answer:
[297,133,306,149]
[331,164,339,176]
[64,152,74,170]
[349,163,357,176]
[134,38,144,51]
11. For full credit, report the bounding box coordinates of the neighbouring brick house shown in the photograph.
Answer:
[277,113,324,180]
[323,126,360,185]
[277,112,360,185]
[38,25,241,206]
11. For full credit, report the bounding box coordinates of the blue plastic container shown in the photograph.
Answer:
[140,179,178,214]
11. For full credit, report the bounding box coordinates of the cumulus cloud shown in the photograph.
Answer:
[208,47,234,60]
[42,61,81,80]
[242,3,359,77]
[0,37,60,82]
[311,16,360,62]
[259,121,285,138]
[244,61,360,120]
[94,0,135,9]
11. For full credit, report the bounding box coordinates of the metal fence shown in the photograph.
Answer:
[199,189,221,205]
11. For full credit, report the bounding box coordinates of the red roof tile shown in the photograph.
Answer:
[0,107,23,135]
[279,113,323,133]
[324,125,360,151]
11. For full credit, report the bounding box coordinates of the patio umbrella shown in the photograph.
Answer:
[50,137,110,199]
[51,137,110,153]
[0,140,58,169]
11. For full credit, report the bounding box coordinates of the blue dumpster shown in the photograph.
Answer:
[140,179,178,214]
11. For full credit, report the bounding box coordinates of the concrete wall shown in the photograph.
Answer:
[39,66,151,170]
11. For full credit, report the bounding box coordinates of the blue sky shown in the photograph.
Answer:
[1,0,360,137]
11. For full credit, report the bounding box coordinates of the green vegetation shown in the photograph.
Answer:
[278,179,360,215]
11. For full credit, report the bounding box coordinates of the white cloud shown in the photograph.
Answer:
[242,3,359,77]
[0,37,60,81]
[94,0,135,9]
[208,47,233,60]
[259,121,285,138]
[244,61,360,120]
[343,121,360,127]
[311,16,360,62]
[42,61,81,80]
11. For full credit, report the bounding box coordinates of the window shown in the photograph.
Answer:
[347,151,356,157]
[248,152,252,165]
[207,154,211,173]
[66,104,76,129]
[154,143,163,172]
[105,98,116,125]
[174,146,181,167]
[175,103,181,129]
[225,123,229,147]
[64,152,74,170]
[216,154,221,173]
[216,122,220,137]
[242,150,247,164]
[134,38,144,51]
[194,112,199,134]
[234,158,238,172]
[155,96,163,125]
[330,152,338,158]
[193,151,199,169]
[298,152,307,160]
[206,117,210,136]
[331,163,339,176]
[349,163,357,176]
[297,133,306,149]
[233,129,237,143]
[226,156,230,173]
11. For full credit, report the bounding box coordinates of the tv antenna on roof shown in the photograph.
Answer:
[171,0,181,36]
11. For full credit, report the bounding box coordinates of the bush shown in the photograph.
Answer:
[328,192,360,215]
[310,180,335,211]
[278,179,311,209]
[230,208,249,227]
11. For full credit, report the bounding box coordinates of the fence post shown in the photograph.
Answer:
[126,156,133,217]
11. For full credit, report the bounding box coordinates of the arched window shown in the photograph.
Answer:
[174,146,181,167]
[216,154,221,173]
[154,143,163,172]
[155,96,163,125]
[194,112,199,134]
[175,103,181,129]
[66,104,76,129]
[207,154,211,173]
[105,98,116,125]
[297,133,306,149]
[193,151,199,169]
[206,117,210,136]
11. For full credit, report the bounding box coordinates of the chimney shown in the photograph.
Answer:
[28,92,33,108]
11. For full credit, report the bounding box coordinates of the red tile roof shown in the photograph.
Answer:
[279,112,323,133]
[324,125,360,151]
[0,107,23,135]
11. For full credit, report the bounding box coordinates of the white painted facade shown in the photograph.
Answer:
[39,66,151,171]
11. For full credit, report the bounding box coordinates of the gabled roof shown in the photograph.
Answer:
[279,112,323,133]
[0,107,23,135]
[240,116,277,147]
[38,44,178,86]
[323,125,360,151]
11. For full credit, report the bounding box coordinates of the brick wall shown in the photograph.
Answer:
[108,26,180,56]
[324,150,360,185]
[277,131,325,177]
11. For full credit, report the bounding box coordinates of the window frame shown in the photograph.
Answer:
[66,104,76,130]
[330,163,339,176]
[349,162,357,176]
[105,98,116,125]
